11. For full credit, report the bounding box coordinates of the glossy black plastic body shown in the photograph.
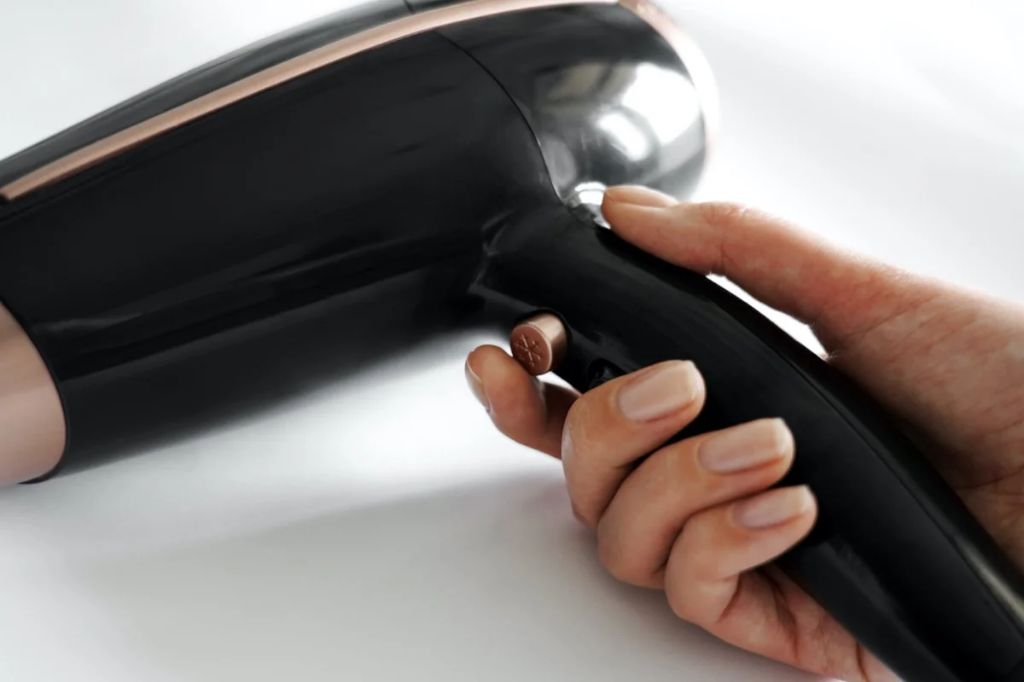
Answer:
[0,3,1022,680]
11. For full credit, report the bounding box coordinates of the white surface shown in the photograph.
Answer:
[0,1,1021,680]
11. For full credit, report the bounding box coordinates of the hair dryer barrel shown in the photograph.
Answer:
[0,2,705,475]
[0,35,511,474]
[0,1,704,477]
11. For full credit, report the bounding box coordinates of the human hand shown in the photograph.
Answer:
[463,185,1024,681]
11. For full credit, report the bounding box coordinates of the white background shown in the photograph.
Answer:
[0,1,1021,680]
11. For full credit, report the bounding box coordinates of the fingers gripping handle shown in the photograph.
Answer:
[477,210,1024,682]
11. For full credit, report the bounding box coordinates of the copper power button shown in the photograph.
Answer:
[509,313,567,376]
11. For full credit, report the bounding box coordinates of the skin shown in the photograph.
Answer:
[463,185,1024,682]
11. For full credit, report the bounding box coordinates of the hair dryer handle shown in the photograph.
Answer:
[476,207,1024,682]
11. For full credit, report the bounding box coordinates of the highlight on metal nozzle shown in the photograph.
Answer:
[566,181,611,229]
[509,313,567,376]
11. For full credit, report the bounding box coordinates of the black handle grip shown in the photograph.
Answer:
[477,207,1024,682]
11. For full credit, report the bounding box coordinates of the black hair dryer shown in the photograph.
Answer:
[0,1,1022,679]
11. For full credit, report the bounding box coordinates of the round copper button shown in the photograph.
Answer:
[509,313,567,376]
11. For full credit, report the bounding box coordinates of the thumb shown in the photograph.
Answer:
[601,185,936,354]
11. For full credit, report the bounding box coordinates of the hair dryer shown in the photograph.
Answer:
[0,1,1022,679]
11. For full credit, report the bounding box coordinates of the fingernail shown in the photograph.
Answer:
[734,486,814,529]
[464,359,489,411]
[604,185,678,208]
[698,418,793,474]
[617,361,702,422]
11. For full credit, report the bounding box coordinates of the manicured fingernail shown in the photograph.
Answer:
[698,418,793,474]
[604,185,678,208]
[734,486,814,529]
[617,361,702,422]
[464,359,489,410]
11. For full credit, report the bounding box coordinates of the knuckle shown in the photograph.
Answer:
[661,443,699,487]
[673,517,722,585]
[601,552,643,585]
[596,542,626,581]
[695,201,751,230]
[596,530,644,585]
[666,584,697,622]
[650,442,705,503]
[570,499,597,528]
[564,396,586,427]
[563,399,595,454]
[664,551,717,623]
[688,550,723,585]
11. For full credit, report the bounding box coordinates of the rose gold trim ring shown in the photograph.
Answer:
[0,303,65,484]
